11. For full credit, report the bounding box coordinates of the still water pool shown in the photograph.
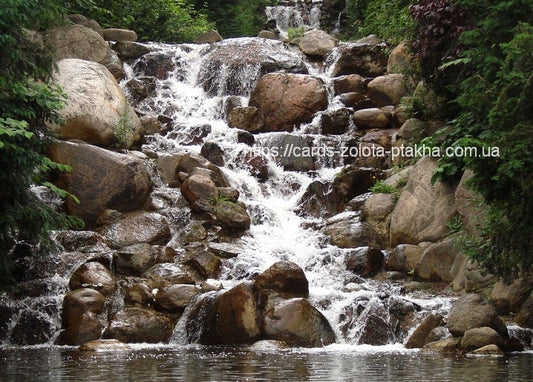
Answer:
[1,344,531,382]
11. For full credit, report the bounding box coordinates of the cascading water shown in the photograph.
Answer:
[119,37,453,346]
[265,0,322,37]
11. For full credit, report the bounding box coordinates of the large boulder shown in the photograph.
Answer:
[49,59,142,148]
[227,106,264,133]
[249,73,328,132]
[43,24,123,79]
[325,212,382,248]
[333,74,366,95]
[387,42,416,74]
[62,288,106,328]
[446,293,508,338]
[155,284,201,312]
[386,244,425,274]
[114,243,159,276]
[390,157,457,246]
[48,141,152,227]
[255,261,309,298]
[415,237,463,282]
[194,29,223,44]
[263,298,336,347]
[352,108,393,129]
[69,262,116,296]
[344,247,384,278]
[405,313,444,349]
[298,29,337,57]
[102,28,137,42]
[454,169,489,236]
[106,307,174,343]
[461,327,504,351]
[490,278,532,314]
[213,200,251,232]
[198,38,307,96]
[367,74,409,107]
[99,212,171,249]
[180,174,219,211]
[57,311,103,346]
[331,41,388,77]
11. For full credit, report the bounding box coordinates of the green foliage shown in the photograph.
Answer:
[192,0,273,38]
[410,0,533,278]
[115,100,134,149]
[369,180,399,197]
[287,26,305,40]
[1,0,84,290]
[345,0,416,44]
[446,216,463,233]
[73,0,213,42]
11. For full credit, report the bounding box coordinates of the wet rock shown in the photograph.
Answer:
[133,52,176,80]
[125,282,154,307]
[320,108,352,135]
[126,77,157,103]
[344,247,384,278]
[155,154,182,186]
[415,237,462,283]
[255,261,309,298]
[194,29,223,44]
[139,115,166,136]
[422,337,461,354]
[155,284,201,312]
[184,250,222,278]
[49,143,152,228]
[57,311,103,346]
[258,30,278,40]
[390,156,457,246]
[198,39,307,96]
[49,59,141,148]
[207,242,241,259]
[214,200,251,232]
[181,174,219,211]
[298,29,337,57]
[103,28,137,42]
[467,344,505,356]
[201,142,225,167]
[260,133,316,171]
[55,230,104,251]
[100,212,171,249]
[296,180,344,218]
[339,92,375,110]
[112,41,151,60]
[332,166,382,201]
[367,74,409,107]
[79,339,130,351]
[106,307,174,343]
[249,339,288,350]
[62,288,106,327]
[386,244,424,274]
[249,73,328,132]
[333,74,366,95]
[143,263,195,285]
[264,298,335,347]
[241,152,269,182]
[194,283,261,345]
[331,41,388,77]
[181,222,208,244]
[352,108,393,129]
[114,243,159,276]
[325,212,382,248]
[446,293,508,338]
[237,130,255,145]
[228,106,264,133]
[405,313,444,349]
[11,310,55,345]
[461,327,504,351]
[69,262,116,296]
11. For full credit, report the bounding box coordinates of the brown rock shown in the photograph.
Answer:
[249,73,328,132]
[106,307,174,343]
[386,244,424,273]
[69,262,116,296]
[57,311,103,346]
[194,29,223,44]
[461,327,504,351]
[344,247,384,277]
[331,41,388,77]
[298,29,337,57]
[228,106,264,133]
[255,261,309,298]
[367,74,409,107]
[103,28,137,42]
[143,263,195,285]
[352,108,392,129]
[62,288,106,327]
[214,200,251,232]
[415,237,462,283]
[333,74,366,95]
[405,313,444,348]
[114,243,159,276]
[155,284,201,312]
[325,212,382,248]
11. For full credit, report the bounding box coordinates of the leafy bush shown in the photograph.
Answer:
[345,0,416,44]
[287,26,305,40]
[410,0,533,278]
[369,180,399,196]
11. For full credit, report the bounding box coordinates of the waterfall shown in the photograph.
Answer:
[265,0,322,38]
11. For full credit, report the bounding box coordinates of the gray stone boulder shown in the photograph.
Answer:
[114,243,159,276]
[103,28,138,42]
[387,42,416,74]
[361,193,396,241]
[67,14,103,36]
[415,237,463,282]
[298,29,337,57]
[213,200,251,232]
[446,293,508,338]
[112,41,151,60]
[194,29,223,44]
[352,108,393,129]
[386,244,425,274]
[69,262,116,296]
[43,24,123,79]
[325,212,382,248]
[48,141,152,227]
[49,59,141,148]
[263,298,336,347]
[228,106,264,133]
[184,250,222,278]
[490,278,532,314]
[367,74,409,107]
[405,313,444,349]
[249,73,328,132]
[461,327,504,351]
[106,307,174,343]
[180,174,219,212]
[390,157,457,246]
[143,263,195,286]
[331,41,388,77]
[99,212,171,249]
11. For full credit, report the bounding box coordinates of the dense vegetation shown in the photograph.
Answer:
[409,0,533,278]
[0,0,83,289]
